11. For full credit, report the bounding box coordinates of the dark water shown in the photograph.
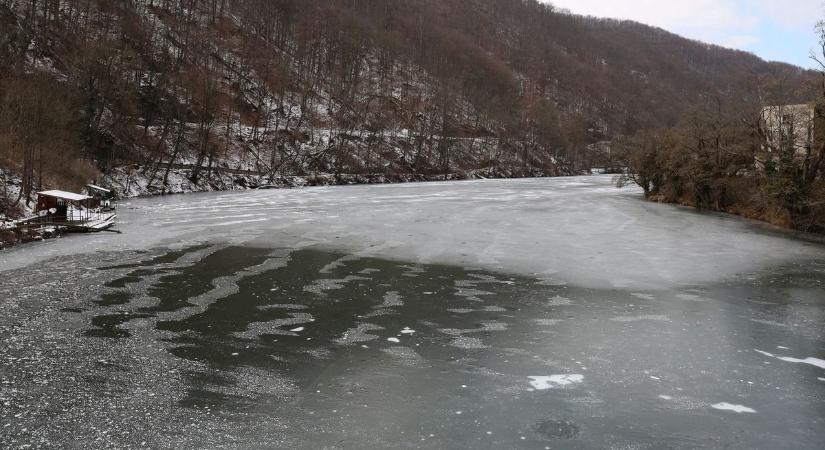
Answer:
[2,242,824,449]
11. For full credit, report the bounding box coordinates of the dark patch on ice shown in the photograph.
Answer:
[94,290,132,306]
[532,419,581,440]
[85,312,155,338]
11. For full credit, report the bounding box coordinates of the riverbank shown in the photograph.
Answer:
[103,164,557,199]
[645,191,825,236]
[0,225,62,250]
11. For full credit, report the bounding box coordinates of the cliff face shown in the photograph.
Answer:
[0,0,816,205]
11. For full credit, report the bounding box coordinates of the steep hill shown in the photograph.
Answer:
[0,0,816,206]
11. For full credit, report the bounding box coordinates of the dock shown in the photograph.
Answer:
[15,213,118,233]
[13,189,120,234]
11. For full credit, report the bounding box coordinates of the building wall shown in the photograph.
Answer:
[761,104,815,157]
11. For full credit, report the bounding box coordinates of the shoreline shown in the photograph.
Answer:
[103,164,564,199]
[645,195,825,238]
[0,225,63,250]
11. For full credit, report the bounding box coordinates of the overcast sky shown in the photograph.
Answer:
[546,0,823,68]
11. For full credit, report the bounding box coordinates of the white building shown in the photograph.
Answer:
[760,104,816,159]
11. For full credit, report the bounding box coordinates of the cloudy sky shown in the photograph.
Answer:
[547,0,823,68]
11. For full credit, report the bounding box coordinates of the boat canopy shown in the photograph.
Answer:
[86,184,111,193]
[37,190,93,202]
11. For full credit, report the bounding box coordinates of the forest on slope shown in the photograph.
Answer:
[0,0,817,216]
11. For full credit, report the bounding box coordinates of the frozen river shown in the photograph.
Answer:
[1,176,824,448]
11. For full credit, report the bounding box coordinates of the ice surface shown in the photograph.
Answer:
[381,347,428,368]
[380,291,403,307]
[334,323,384,345]
[3,176,821,289]
[755,349,825,370]
[528,375,584,390]
[548,296,573,306]
[449,336,487,349]
[610,315,671,322]
[534,319,562,326]
[711,403,756,414]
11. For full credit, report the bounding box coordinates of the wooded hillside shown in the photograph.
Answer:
[0,0,816,210]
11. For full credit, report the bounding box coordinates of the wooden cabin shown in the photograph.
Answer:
[35,190,94,222]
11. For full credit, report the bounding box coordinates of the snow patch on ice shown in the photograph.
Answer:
[548,296,572,306]
[232,313,314,339]
[755,349,825,369]
[258,304,309,311]
[610,315,670,322]
[380,291,403,307]
[676,293,709,302]
[711,403,756,414]
[449,336,488,349]
[528,375,583,390]
[381,347,428,368]
[483,305,507,312]
[334,323,384,345]
[533,318,562,326]
[304,276,369,295]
